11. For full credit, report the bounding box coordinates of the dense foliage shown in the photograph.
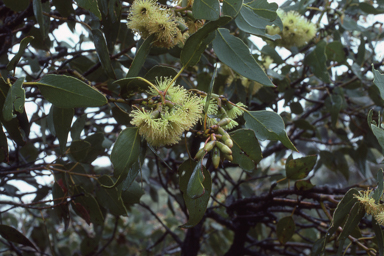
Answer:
[1,0,384,255]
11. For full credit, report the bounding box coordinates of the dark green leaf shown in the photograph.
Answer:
[53,106,74,153]
[126,34,155,78]
[144,65,178,82]
[114,77,151,99]
[75,0,102,19]
[52,181,70,229]
[73,189,105,226]
[0,225,37,250]
[325,95,342,127]
[121,181,144,210]
[304,40,330,83]
[96,176,127,216]
[71,114,87,141]
[373,219,384,256]
[65,163,93,192]
[244,110,297,151]
[325,41,346,63]
[213,28,274,87]
[80,237,99,256]
[326,189,359,240]
[110,127,141,181]
[245,0,279,21]
[32,0,50,39]
[222,0,243,17]
[373,169,384,203]
[359,2,384,14]
[285,155,317,180]
[2,77,25,121]
[92,29,116,79]
[187,160,205,199]
[82,133,105,163]
[192,0,220,20]
[373,67,384,101]
[181,17,232,67]
[70,140,91,163]
[356,35,366,65]
[372,125,384,152]
[19,142,39,163]
[289,102,303,115]
[52,0,75,17]
[179,159,212,228]
[37,74,107,108]
[276,216,295,244]
[7,37,34,71]
[0,125,8,162]
[3,0,29,12]
[337,203,365,256]
[230,128,262,172]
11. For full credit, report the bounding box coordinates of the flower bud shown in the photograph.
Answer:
[194,148,205,160]
[216,141,232,155]
[217,118,231,127]
[212,147,220,169]
[204,141,216,152]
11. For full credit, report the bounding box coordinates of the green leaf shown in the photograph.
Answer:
[52,180,70,229]
[126,34,155,78]
[325,41,346,63]
[2,77,25,121]
[276,216,295,245]
[294,179,315,191]
[73,189,105,226]
[71,114,87,141]
[80,237,99,255]
[235,2,281,40]
[0,225,37,250]
[179,159,212,228]
[244,110,297,151]
[114,77,151,99]
[326,188,359,241]
[187,160,206,199]
[53,106,74,153]
[285,155,317,180]
[304,40,330,83]
[121,181,144,210]
[372,124,384,152]
[324,94,342,127]
[110,127,141,181]
[75,0,102,19]
[145,65,178,82]
[32,0,50,39]
[96,176,128,216]
[192,0,220,20]
[289,102,303,115]
[373,169,384,203]
[0,125,8,162]
[359,2,384,14]
[181,17,232,67]
[373,67,384,101]
[52,0,75,17]
[230,128,262,172]
[65,163,93,192]
[92,29,116,79]
[3,0,29,12]
[337,203,365,256]
[212,28,274,87]
[7,37,34,71]
[82,133,105,164]
[356,35,366,66]
[70,140,92,163]
[36,74,107,108]
[373,219,384,256]
[222,0,243,17]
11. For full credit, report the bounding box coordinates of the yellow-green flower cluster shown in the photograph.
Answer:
[355,190,384,225]
[266,10,317,48]
[127,0,188,48]
[130,77,203,146]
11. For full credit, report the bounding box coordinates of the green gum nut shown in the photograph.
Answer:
[224,138,233,148]
[217,118,231,127]
[223,153,233,162]
[204,141,216,152]
[194,148,205,160]
[212,147,220,169]
[216,141,232,155]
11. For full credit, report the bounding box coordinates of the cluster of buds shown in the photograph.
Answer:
[266,10,317,48]
[127,0,188,48]
[194,118,235,168]
[355,189,384,225]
